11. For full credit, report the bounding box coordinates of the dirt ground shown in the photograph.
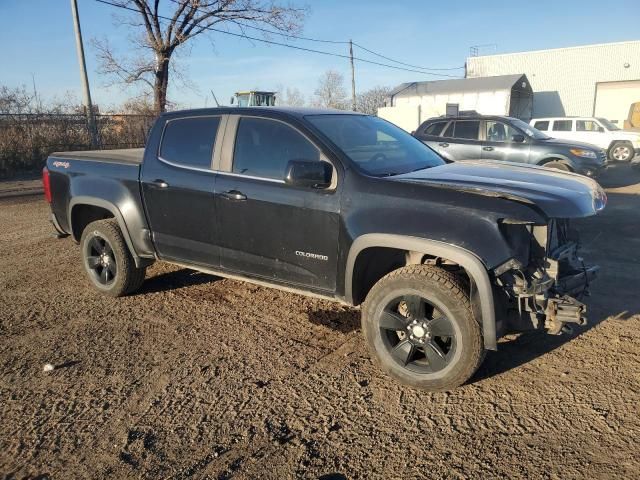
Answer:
[1,164,639,480]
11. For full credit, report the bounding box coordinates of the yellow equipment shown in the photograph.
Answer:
[231,91,277,107]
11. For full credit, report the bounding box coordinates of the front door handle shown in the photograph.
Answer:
[220,190,247,201]
[150,179,169,188]
[483,146,495,152]
[439,142,449,148]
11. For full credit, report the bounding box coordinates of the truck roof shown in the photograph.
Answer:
[161,106,365,119]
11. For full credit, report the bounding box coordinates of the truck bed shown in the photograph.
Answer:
[50,148,144,165]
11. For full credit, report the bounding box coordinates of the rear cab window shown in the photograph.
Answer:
[160,116,220,169]
[233,117,320,180]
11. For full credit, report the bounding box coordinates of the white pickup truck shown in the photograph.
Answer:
[530,117,640,162]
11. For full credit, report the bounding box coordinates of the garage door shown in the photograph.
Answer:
[594,80,640,127]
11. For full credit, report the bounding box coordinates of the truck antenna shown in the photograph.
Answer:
[210,90,221,107]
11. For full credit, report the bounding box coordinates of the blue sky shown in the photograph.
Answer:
[1,0,639,110]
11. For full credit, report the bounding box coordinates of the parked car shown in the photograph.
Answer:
[414,114,607,177]
[530,117,640,162]
[43,107,604,391]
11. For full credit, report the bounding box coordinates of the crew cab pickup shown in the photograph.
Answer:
[44,107,606,391]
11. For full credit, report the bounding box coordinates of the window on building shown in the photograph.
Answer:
[160,117,220,169]
[576,120,603,132]
[453,120,480,140]
[533,121,549,131]
[423,121,448,136]
[552,120,573,132]
[233,117,320,180]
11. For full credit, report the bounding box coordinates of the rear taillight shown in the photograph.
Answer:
[42,167,52,203]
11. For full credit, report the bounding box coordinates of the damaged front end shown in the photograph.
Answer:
[493,219,599,336]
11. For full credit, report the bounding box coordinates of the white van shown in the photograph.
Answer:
[530,117,640,162]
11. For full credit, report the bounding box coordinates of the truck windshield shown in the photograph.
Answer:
[596,118,620,131]
[306,114,445,176]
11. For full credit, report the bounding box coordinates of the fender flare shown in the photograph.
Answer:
[68,196,145,268]
[345,234,497,350]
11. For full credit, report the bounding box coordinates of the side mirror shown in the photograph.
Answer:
[285,160,333,189]
[511,134,525,143]
[597,127,605,133]
[230,96,235,104]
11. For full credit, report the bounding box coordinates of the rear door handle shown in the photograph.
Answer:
[220,190,247,201]
[150,179,169,188]
[483,146,494,151]
[439,142,449,147]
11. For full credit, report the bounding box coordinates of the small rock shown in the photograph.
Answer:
[43,363,55,372]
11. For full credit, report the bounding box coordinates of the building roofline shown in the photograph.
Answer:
[468,39,640,60]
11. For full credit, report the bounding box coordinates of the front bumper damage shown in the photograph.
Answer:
[495,219,599,336]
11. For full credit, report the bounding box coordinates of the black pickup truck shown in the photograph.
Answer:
[43,107,605,391]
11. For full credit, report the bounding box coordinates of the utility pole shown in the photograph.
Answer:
[70,0,99,148]
[349,39,356,111]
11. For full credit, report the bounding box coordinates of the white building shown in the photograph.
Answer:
[466,40,640,126]
[378,74,533,132]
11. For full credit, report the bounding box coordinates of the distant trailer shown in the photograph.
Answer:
[378,74,532,132]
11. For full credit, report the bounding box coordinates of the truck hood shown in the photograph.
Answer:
[615,131,640,142]
[392,161,607,219]
[539,137,603,150]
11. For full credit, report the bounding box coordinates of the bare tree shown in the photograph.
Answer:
[0,85,34,114]
[93,0,306,114]
[280,86,305,107]
[312,70,347,109]
[356,86,391,115]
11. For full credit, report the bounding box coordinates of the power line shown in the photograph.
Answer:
[352,42,464,72]
[94,0,462,78]
[227,19,348,45]
[164,0,464,73]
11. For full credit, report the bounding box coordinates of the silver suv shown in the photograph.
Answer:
[413,114,607,177]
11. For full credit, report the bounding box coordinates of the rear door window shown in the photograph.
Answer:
[160,116,220,169]
[533,120,549,131]
[233,117,320,180]
[552,120,573,132]
[453,121,480,140]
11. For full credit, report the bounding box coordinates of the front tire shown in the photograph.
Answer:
[80,219,146,297]
[609,142,634,162]
[542,160,570,171]
[361,265,484,391]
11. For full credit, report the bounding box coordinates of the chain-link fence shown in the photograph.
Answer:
[0,113,156,178]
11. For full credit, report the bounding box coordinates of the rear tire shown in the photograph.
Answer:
[80,219,146,297]
[609,142,634,162]
[361,265,485,391]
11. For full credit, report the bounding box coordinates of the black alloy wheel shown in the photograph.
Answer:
[380,294,456,374]
[361,265,485,391]
[85,233,117,285]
